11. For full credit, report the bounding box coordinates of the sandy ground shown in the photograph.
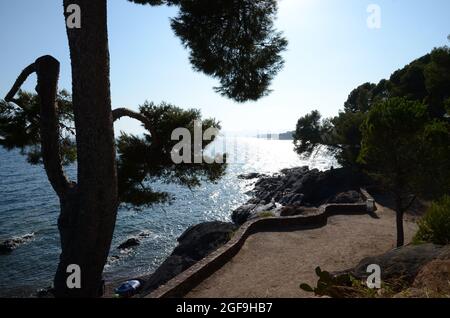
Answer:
[186,204,419,298]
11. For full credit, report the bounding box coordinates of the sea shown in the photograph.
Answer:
[0,136,335,297]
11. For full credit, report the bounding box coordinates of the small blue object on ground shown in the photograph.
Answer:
[115,280,141,298]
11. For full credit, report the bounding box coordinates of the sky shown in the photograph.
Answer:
[0,0,449,136]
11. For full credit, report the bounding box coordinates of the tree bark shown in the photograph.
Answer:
[395,196,405,247]
[54,0,118,297]
[5,56,72,197]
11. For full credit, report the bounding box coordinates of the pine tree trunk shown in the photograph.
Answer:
[395,201,405,247]
[54,0,118,297]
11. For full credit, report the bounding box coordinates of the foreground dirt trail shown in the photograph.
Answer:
[186,205,418,298]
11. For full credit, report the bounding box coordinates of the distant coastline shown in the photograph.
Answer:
[256,131,294,140]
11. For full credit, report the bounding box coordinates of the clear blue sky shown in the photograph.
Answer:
[1,0,449,135]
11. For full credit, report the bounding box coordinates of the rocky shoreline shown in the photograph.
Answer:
[0,233,35,255]
[10,165,371,297]
[134,166,371,297]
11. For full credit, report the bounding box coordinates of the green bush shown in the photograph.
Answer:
[414,196,450,245]
[258,211,275,218]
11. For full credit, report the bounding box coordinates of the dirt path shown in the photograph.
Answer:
[186,205,419,298]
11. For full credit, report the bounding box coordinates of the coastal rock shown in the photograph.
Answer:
[249,167,367,207]
[408,259,450,295]
[140,221,237,295]
[347,244,447,284]
[116,231,154,251]
[280,206,318,217]
[137,230,152,239]
[174,221,238,260]
[117,237,141,250]
[231,204,257,225]
[278,193,304,206]
[327,191,363,204]
[238,173,265,180]
[140,255,196,294]
[0,233,35,255]
[35,286,55,298]
[231,202,279,225]
[336,244,450,298]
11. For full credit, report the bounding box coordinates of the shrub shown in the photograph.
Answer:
[414,196,450,245]
[258,211,275,218]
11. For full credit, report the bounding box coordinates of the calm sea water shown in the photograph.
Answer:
[0,137,334,297]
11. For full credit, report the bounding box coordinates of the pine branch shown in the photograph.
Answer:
[113,107,158,144]
[6,56,74,197]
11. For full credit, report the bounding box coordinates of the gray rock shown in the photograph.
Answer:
[247,202,277,221]
[328,191,363,204]
[140,255,196,294]
[231,204,257,225]
[279,192,304,206]
[253,202,276,214]
[0,233,35,255]
[140,221,237,295]
[250,167,367,207]
[238,173,265,180]
[35,286,55,298]
[347,244,447,284]
[280,206,318,217]
[232,201,279,225]
[117,237,141,250]
[174,221,237,260]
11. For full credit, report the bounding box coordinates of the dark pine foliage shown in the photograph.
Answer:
[293,47,450,168]
[117,102,227,208]
[128,0,287,102]
[0,90,76,165]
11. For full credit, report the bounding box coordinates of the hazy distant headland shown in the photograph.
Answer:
[256,131,294,140]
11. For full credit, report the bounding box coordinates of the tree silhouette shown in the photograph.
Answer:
[358,98,450,247]
[1,0,287,297]
[293,47,450,168]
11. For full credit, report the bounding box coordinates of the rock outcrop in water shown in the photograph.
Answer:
[237,172,267,180]
[117,238,141,250]
[0,233,35,255]
[140,221,237,295]
[231,167,367,225]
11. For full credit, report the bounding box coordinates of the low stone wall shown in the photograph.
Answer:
[146,189,375,298]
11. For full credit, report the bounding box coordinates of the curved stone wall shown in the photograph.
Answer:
[146,189,375,298]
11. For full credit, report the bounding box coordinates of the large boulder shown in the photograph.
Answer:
[173,221,237,260]
[231,204,257,225]
[140,221,237,295]
[408,259,450,296]
[249,167,367,207]
[140,255,196,294]
[231,202,278,225]
[294,168,365,206]
[278,193,304,206]
[327,191,363,204]
[347,244,447,284]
